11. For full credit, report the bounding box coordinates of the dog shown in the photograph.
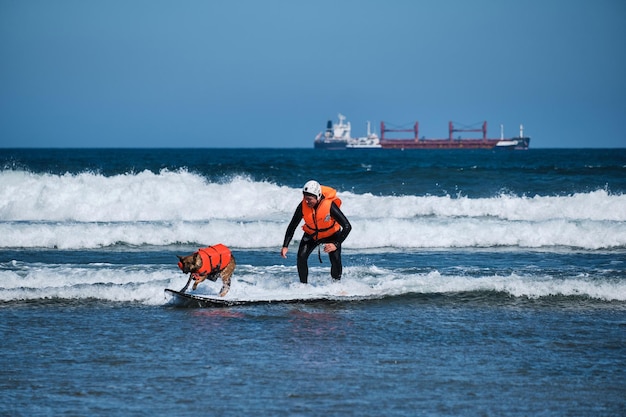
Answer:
[177,244,236,297]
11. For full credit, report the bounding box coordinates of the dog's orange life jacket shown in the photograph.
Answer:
[196,244,232,274]
[301,185,342,240]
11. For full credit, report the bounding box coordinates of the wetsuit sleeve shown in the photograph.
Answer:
[282,204,303,248]
[330,202,351,245]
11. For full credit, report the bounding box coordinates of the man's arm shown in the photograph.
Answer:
[282,204,303,248]
[330,202,351,245]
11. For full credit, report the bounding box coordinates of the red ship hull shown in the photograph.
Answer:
[379,121,530,150]
[380,139,501,149]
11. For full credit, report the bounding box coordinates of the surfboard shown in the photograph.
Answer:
[164,288,364,308]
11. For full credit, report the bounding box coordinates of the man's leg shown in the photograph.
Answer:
[328,242,342,280]
[296,234,317,284]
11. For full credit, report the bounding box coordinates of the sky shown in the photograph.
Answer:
[0,0,625,148]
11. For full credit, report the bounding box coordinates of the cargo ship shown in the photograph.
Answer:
[346,121,381,149]
[314,115,530,150]
[379,121,530,150]
[313,114,351,150]
[314,114,382,149]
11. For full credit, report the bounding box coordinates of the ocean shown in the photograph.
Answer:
[1,148,625,416]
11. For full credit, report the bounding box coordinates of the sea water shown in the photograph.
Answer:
[0,148,625,416]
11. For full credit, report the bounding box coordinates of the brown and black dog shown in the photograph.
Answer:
[177,244,236,297]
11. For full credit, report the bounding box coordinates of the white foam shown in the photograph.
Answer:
[1,263,624,304]
[0,170,625,249]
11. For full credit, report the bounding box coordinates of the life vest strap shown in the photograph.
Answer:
[315,223,336,233]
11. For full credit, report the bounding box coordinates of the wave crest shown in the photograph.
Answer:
[0,170,624,250]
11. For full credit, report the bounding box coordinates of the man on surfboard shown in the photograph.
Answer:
[281,180,352,284]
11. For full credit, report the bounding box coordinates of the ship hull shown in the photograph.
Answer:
[494,137,531,150]
[380,137,530,150]
[314,140,348,150]
[346,145,382,149]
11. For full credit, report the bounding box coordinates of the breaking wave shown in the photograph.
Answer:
[0,169,625,250]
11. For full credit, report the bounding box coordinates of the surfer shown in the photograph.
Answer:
[177,244,236,296]
[281,180,352,284]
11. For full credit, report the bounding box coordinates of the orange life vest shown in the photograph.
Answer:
[301,185,342,240]
[196,244,232,275]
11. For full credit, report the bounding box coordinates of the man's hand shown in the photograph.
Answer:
[323,243,337,253]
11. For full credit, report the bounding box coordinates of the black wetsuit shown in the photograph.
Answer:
[282,200,352,284]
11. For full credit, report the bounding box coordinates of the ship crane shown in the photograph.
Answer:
[380,121,419,141]
[448,121,488,140]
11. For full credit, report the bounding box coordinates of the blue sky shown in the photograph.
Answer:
[1,0,625,148]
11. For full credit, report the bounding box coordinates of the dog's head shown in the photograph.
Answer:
[177,252,203,274]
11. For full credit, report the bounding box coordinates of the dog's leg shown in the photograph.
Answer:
[218,257,236,297]
[219,277,231,297]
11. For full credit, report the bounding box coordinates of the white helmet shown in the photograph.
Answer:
[302,180,322,199]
